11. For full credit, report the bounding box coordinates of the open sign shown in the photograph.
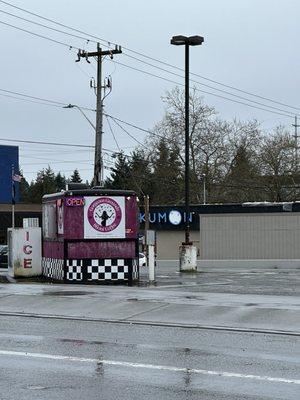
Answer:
[66,197,85,207]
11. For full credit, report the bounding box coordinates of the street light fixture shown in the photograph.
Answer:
[171,35,204,46]
[170,35,204,252]
[63,104,96,131]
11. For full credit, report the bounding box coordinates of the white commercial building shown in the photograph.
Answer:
[199,206,300,269]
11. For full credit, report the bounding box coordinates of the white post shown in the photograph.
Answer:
[12,204,15,229]
[148,244,155,282]
[202,173,206,205]
[146,230,156,283]
[11,165,15,228]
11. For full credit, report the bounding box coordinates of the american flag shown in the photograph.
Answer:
[12,173,22,182]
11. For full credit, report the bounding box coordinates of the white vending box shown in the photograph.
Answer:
[8,227,42,278]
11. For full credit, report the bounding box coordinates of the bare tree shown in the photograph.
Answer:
[258,126,296,201]
[148,88,228,202]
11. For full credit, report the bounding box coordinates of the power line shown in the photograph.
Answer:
[105,113,179,149]
[0,5,297,118]
[105,115,121,151]
[1,0,298,113]
[0,0,109,45]
[3,2,296,116]
[23,167,93,174]
[122,53,300,116]
[122,51,300,113]
[20,148,92,155]
[0,86,158,144]
[105,114,154,136]
[0,92,64,108]
[0,81,291,147]
[21,154,88,162]
[0,79,285,142]
[0,87,95,111]
[0,137,122,154]
[0,87,64,105]
[108,59,294,118]
[0,138,93,148]
[109,117,148,148]
[22,159,93,166]
[0,7,96,44]
[0,19,78,49]
[23,165,112,174]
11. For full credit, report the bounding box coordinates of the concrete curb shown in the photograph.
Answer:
[0,311,299,337]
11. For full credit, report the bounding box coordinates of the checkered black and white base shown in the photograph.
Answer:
[132,258,139,281]
[66,258,137,282]
[42,258,64,280]
[66,259,83,281]
[42,257,138,283]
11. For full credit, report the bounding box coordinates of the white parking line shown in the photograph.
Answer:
[0,350,299,385]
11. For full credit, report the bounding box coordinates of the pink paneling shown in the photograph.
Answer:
[67,241,136,259]
[64,205,84,239]
[125,196,139,239]
[43,240,64,259]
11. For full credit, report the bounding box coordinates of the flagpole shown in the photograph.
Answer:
[12,164,15,229]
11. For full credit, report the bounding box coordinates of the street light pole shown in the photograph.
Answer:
[184,42,190,244]
[171,35,204,270]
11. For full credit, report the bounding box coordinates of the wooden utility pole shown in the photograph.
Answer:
[144,195,150,255]
[76,44,122,186]
[144,195,150,233]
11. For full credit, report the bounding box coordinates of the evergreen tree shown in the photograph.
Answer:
[222,145,260,202]
[19,177,30,202]
[17,169,30,203]
[70,169,82,183]
[55,172,66,191]
[105,152,132,190]
[26,166,57,203]
[128,149,154,198]
[151,139,183,204]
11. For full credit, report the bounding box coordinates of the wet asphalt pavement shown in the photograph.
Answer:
[142,263,300,296]
[0,264,299,399]
[0,315,299,400]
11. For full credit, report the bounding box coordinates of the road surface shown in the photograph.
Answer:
[0,264,299,399]
[0,314,299,400]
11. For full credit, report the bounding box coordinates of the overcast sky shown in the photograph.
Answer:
[0,0,299,183]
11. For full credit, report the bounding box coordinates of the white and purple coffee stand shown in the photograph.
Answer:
[42,189,139,284]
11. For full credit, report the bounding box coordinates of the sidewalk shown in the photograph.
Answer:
[0,273,299,334]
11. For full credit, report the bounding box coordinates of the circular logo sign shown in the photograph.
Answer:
[169,210,182,225]
[87,197,122,233]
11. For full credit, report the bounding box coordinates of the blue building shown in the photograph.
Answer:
[0,145,19,204]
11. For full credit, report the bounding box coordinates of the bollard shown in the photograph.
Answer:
[148,244,155,282]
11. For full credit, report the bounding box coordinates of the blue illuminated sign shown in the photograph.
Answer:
[139,210,193,225]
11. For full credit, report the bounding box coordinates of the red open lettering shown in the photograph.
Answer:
[66,197,84,206]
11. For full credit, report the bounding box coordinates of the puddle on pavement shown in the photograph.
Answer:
[27,386,47,390]
[42,291,91,296]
